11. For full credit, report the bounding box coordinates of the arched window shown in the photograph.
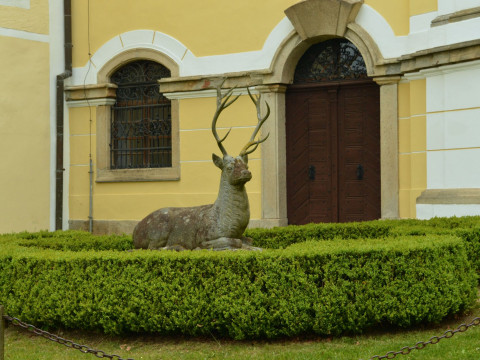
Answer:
[293,38,367,84]
[110,60,171,169]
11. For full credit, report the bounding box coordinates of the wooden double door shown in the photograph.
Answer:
[286,80,380,224]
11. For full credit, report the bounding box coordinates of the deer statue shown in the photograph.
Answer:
[133,80,270,251]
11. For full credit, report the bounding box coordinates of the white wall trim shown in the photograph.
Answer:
[0,0,29,9]
[164,87,260,100]
[404,59,480,80]
[49,0,66,231]
[0,26,49,42]
[355,4,407,59]
[437,0,480,16]
[71,18,295,86]
[356,4,480,59]
[67,98,116,108]
[417,203,480,219]
[410,11,438,34]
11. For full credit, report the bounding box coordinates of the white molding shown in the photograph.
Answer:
[66,98,116,108]
[410,11,438,33]
[70,4,480,86]
[404,59,480,80]
[71,18,294,86]
[0,0,29,8]
[0,26,49,42]
[417,203,480,219]
[356,4,480,59]
[422,59,480,75]
[355,4,407,59]
[438,0,480,16]
[402,72,425,81]
[49,0,65,231]
[164,88,260,100]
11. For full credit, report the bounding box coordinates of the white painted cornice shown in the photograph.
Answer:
[404,58,480,80]
[66,98,116,108]
[164,87,260,100]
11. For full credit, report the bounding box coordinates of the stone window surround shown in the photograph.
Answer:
[66,49,180,183]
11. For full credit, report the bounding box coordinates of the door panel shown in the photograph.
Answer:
[286,81,380,225]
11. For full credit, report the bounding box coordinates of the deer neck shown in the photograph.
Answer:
[213,176,250,235]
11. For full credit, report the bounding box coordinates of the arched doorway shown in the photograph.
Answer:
[286,38,381,224]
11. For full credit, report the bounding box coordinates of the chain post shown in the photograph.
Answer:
[0,305,5,360]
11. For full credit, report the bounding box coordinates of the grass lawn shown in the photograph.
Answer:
[3,305,479,360]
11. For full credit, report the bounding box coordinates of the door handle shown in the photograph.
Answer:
[308,165,316,180]
[356,164,364,180]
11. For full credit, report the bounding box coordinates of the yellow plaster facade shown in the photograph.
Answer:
[398,79,427,218]
[0,36,50,232]
[0,0,49,34]
[365,0,437,35]
[68,94,262,226]
[2,0,480,233]
[71,0,299,67]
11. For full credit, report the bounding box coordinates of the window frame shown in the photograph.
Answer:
[96,50,180,182]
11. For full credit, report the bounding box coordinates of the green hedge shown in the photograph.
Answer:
[12,230,134,251]
[246,217,480,277]
[245,222,392,249]
[0,231,476,339]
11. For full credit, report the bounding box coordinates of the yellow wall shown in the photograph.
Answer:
[69,95,262,222]
[398,79,427,218]
[70,0,441,67]
[365,0,437,35]
[71,0,299,67]
[0,0,49,34]
[0,36,50,232]
[68,0,439,226]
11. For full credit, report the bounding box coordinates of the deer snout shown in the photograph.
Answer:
[231,167,252,185]
[241,169,252,180]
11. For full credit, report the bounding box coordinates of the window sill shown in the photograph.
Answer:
[96,167,180,182]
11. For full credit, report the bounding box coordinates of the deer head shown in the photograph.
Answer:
[211,81,270,187]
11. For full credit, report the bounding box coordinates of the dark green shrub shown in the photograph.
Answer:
[245,222,392,249]
[13,230,134,251]
[0,231,476,339]
[456,227,480,277]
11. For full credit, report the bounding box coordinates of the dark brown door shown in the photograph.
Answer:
[286,80,380,225]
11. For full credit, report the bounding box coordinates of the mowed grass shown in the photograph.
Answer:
[3,305,480,360]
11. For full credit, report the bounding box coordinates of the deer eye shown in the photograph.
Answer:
[226,166,233,171]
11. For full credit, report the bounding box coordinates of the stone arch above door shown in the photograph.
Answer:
[259,0,399,227]
[265,0,386,85]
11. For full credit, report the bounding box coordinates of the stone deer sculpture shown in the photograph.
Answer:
[133,82,270,250]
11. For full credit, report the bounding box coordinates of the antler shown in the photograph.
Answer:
[239,87,270,156]
[212,79,240,156]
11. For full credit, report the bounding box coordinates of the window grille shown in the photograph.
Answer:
[293,38,368,84]
[110,60,171,169]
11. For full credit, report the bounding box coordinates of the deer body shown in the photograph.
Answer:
[133,82,269,251]
[133,156,253,250]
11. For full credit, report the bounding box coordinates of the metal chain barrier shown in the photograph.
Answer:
[2,314,135,360]
[2,309,480,360]
[367,316,480,359]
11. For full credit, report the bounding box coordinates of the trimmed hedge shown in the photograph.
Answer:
[0,231,476,339]
[246,216,480,277]
[245,222,392,249]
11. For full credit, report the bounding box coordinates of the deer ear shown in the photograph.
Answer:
[241,154,248,164]
[212,153,224,169]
